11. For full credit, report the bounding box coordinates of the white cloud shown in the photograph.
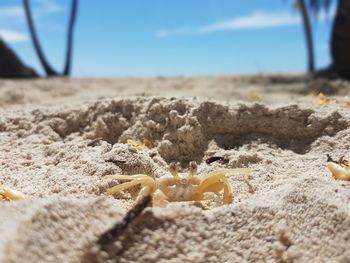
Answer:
[0,0,62,20]
[32,0,63,15]
[200,11,300,33]
[0,0,63,40]
[156,8,336,38]
[0,29,28,42]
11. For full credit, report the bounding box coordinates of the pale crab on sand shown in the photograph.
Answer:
[0,185,26,202]
[103,162,250,207]
[326,155,350,181]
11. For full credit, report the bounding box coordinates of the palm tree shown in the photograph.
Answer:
[23,0,78,77]
[296,0,315,73]
[298,0,350,79]
[329,0,350,79]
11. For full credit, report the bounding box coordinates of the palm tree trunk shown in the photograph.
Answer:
[298,0,315,73]
[331,0,350,79]
[63,0,78,76]
[23,0,78,77]
[23,0,58,76]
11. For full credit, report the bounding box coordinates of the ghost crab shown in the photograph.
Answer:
[103,162,250,207]
[0,185,26,202]
[326,155,350,181]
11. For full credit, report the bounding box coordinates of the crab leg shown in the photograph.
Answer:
[195,173,233,204]
[103,174,149,181]
[195,169,250,204]
[201,168,251,204]
[104,175,156,196]
[206,168,251,177]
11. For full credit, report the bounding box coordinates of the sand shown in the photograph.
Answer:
[0,75,350,263]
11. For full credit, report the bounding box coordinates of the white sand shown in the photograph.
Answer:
[0,75,350,262]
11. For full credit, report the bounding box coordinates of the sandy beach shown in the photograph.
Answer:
[1,75,350,263]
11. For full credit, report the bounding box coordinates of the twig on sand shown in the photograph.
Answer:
[97,195,151,246]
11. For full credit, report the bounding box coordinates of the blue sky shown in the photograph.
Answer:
[0,0,336,77]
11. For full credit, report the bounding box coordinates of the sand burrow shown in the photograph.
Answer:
[33,98,348,164]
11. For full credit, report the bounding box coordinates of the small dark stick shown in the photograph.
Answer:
[105,158,127,165]
[326,154,335,163]
[205,156,229,165]
[98,195,151,245]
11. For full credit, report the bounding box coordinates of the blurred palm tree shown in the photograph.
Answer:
[329,0,350,79]
[296,0,350,79]
[296,0,315,73]
[23,0,78,77]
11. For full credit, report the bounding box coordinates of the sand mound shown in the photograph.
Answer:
[1,77,350,262]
